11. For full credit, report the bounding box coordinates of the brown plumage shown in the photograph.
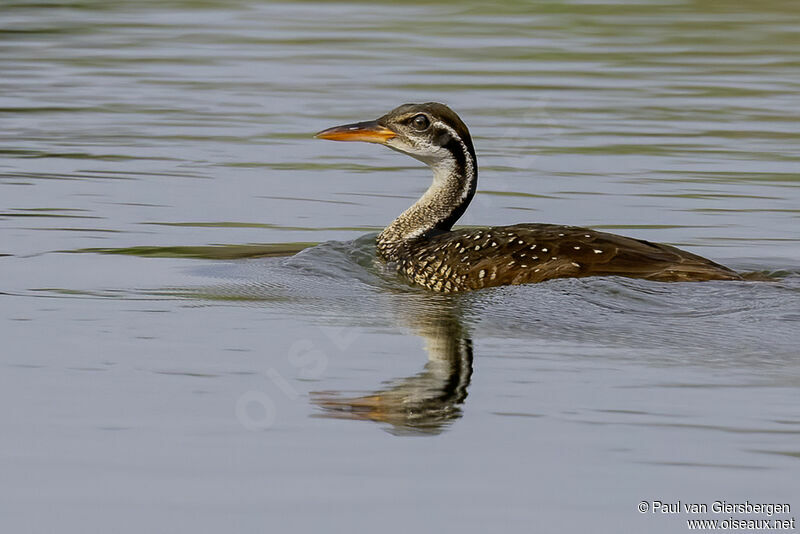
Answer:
[391,224,740,292]
[316,103,742,292]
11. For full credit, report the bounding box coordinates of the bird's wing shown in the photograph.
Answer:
[408,224,739,290]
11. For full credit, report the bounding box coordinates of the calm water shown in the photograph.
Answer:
[2,0,799,532]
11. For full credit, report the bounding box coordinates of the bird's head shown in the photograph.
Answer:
[315,102,475,168]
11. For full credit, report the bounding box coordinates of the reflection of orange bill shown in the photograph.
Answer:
[315,120,396,144]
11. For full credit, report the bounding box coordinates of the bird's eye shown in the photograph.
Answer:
[411,114,430,130]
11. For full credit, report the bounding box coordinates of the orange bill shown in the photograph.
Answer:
[315,120,396,144]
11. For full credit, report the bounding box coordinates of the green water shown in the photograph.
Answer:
[1,1,799,533]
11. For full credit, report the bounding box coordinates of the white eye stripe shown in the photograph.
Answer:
[383,113,478,241]
[432,121,474,199]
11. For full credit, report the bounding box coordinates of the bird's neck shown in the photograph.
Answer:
[377,144,477,258]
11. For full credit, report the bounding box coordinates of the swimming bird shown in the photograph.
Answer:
[315,102,741,292]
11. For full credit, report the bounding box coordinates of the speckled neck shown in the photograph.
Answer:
[377,138,477,260]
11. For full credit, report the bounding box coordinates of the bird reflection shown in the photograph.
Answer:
[311,300,473,435]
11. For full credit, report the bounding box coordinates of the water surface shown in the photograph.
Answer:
[1,1,799,532]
